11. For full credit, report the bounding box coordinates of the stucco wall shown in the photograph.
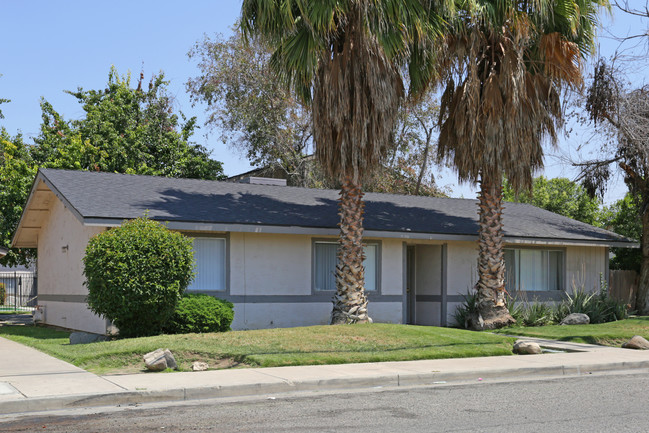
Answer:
[37,198,105,333]
[33,199,610,334]
[228,233,403,329]
[446,241,478,296]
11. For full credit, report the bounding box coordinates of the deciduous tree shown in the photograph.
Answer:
[33,67,224,180]
[503,176,603,226]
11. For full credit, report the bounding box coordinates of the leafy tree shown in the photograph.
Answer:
[372,96,443,197]
[33,67,224,180]
[0,129,37,267]
[241,0,447,324]
[503,176,603,226]
[188,27,444,196]
[602,194,642,271]
[84,217,194,338]
[188,29,313,186]
[437,0,605,330]
[1,68,226,267]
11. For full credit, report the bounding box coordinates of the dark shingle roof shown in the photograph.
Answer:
[38,168,634,245]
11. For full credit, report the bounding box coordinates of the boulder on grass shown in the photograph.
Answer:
[191,361,209,371]
[143,348,178,371]
[560,313,590,325]
[622,335,649,350]
[513,340,542,355]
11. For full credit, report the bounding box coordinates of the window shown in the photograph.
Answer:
[504,248,564,292]
[313,241,379,291]
[187,237,226,291]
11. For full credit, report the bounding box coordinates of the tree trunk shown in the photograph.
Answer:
[330,176,371,324]
[635,203,649,314]
[415,127,432,196]
[467,175,516,330]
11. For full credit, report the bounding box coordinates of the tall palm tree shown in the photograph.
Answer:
[437,0,606,329]
[241,0,449,324]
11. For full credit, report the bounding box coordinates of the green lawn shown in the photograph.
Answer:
[0,309,33,314]
[0,323,516,375]
[493,317,649,346]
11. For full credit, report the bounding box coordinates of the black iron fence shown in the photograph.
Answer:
[0,273,37,311]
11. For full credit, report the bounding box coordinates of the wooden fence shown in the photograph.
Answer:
[609,270,638,310]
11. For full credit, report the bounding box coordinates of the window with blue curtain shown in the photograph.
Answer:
[187,238,226,291]
[504,248,564,292]
[314,241,378,291]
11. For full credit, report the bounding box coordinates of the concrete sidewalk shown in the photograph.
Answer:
[1,335,649,416]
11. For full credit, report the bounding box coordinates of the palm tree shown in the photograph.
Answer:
[241,0,449,324]
[437,0,606,329]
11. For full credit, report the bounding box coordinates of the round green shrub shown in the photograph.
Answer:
[164,293,234,334]
[83,217,194,338]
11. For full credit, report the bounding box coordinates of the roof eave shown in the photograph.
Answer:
[82,218,638,247]
[12,169,87,248]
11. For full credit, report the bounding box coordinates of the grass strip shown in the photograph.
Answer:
[0,323,515,375]
[493,317,649,346]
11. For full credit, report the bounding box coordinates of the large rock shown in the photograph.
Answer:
[143,348,178,371]
[622,335,649,350]
[513,340,542,355]
[191,361,209,371]
[560,313,590,325]
[69,332,109,345]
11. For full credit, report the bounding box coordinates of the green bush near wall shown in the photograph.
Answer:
[0,283,5,305]
[83,217,194,338]
[164,293,234,334]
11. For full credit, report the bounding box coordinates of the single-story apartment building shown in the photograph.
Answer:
[12,169,636,334]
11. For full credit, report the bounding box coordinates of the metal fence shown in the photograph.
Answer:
[0,273,37,312]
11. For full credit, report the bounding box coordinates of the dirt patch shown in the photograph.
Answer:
[100,354,247,376]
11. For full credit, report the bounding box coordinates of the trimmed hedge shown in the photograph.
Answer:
[164,293,234,334]
[83,217,194,338]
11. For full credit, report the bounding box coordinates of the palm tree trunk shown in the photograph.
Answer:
[330,176,371,324]
[468,174,515,330]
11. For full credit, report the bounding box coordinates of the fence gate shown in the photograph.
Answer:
[0,273,38,312]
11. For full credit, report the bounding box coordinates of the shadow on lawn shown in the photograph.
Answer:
[555,335,599,345]
[0,323,68,340]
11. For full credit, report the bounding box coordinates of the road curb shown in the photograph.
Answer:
[3,359,649,416]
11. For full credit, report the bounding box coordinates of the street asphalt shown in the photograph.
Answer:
[1,322,649,417]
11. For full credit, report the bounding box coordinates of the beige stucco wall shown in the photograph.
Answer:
[446,241,478,296]
[228,233,403,329]
[37,199,106,334]
[32,199,610,333]
[229,232,312,296]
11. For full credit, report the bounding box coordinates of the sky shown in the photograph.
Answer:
[1,1,647,204]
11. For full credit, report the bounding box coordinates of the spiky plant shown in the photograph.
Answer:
[241,0,449,324]
[437,0,607,329]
